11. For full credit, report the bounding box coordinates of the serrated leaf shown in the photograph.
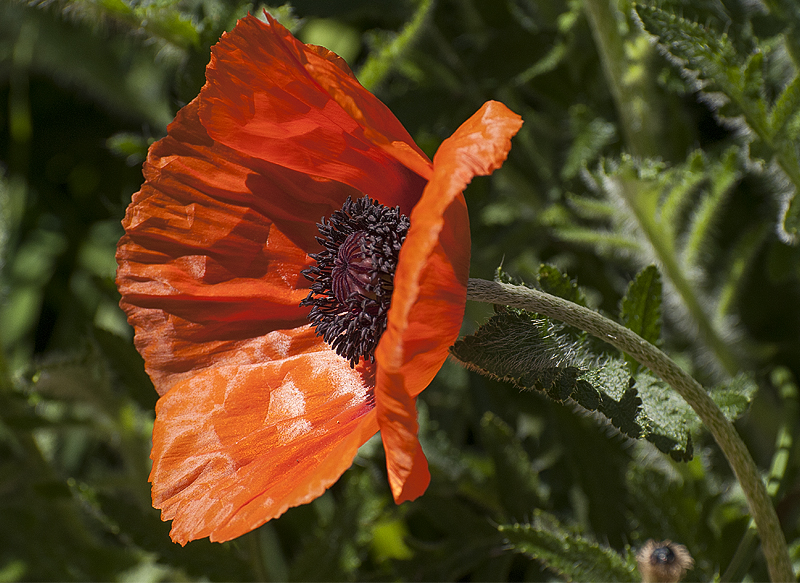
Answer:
[450,307,693,459]
[498,511,639,582]
[495,265,525,286]
[562,149,753,375]
[620,265,662,348]
[635,3,800,244]
[582,362,643,439]
[451,308,579,383]
[635,4,737,89]
[537,264,587,307]
[631,370,694,460]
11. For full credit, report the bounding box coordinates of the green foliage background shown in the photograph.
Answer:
[1,0,800,580]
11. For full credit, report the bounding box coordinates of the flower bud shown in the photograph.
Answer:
[637,539,694,583]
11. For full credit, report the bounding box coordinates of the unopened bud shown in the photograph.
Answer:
[637,539,694,583]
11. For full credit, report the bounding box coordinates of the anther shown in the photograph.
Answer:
[300,196,410,367]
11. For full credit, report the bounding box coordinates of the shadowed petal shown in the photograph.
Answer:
[150,326,379,544]
[117,99,366,394]
[375,101,523,502]
[200,14,431,216]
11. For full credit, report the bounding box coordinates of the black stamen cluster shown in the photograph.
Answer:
[301,196,410,367]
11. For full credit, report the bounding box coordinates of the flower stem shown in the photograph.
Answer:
[465,277,793,583]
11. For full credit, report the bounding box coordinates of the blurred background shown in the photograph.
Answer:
[1,0,800,580]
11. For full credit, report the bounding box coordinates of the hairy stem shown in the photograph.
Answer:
[466,278,793,583]
[614,178,741,376]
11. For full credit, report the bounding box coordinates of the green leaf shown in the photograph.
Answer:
[681,148,741,269]
[634,3,800,244]
[537,264,587,307]
[450,306,693,459]
[561,106,617,180]
[564,192,618,221]
[708,374,759,423]
[634,5,740,96]
[658,151,707,235]
[450,307,579,387]
[556,150,750,375]
[498,511,639,582]
[514,41,568,86]
[620,265,662,348]
[356,0,435,91]
[714,223,770,319]
[771,76,800,143]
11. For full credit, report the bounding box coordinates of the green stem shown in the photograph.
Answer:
[615,178,741,376]
[582,0,664,159]
[466,277,793,583]
[721,368,796,582]
[356,0,436,91]
[245,530,269,582]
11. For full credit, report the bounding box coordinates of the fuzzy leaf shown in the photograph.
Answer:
[564,192,618,221]
[634,3,800,243]
[659,151,706,234]
[543,223,641,256]
[537,264,587,307]
[450,307,694,459]
[556,150,752,375]
[620,265,662,348]
[681,148,741,269]
[708,374,759,424]
[498,511,639,582]
[561,108,617,180]
[450,308,579,384]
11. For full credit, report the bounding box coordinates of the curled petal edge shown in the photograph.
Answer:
[375,101,523,502]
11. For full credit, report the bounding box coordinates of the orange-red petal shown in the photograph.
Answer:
[150,326,379,544]
[117,7,523,538]
[117,98,367,394]
[117,96,390,543]
[374,101,523,502]
[199,13,431,216]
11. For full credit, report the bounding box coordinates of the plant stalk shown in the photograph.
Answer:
[582,0,665,160]
[466,278,793,583]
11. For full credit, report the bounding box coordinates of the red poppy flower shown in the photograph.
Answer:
[116,12,522,544]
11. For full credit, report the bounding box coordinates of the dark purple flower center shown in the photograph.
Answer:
[332,231,374,304]
[301,196,410,367]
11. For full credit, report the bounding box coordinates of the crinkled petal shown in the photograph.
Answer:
[375,101,523,502]
[116,99,363,394]
[150,326,378,544]
[199,13,431,216]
